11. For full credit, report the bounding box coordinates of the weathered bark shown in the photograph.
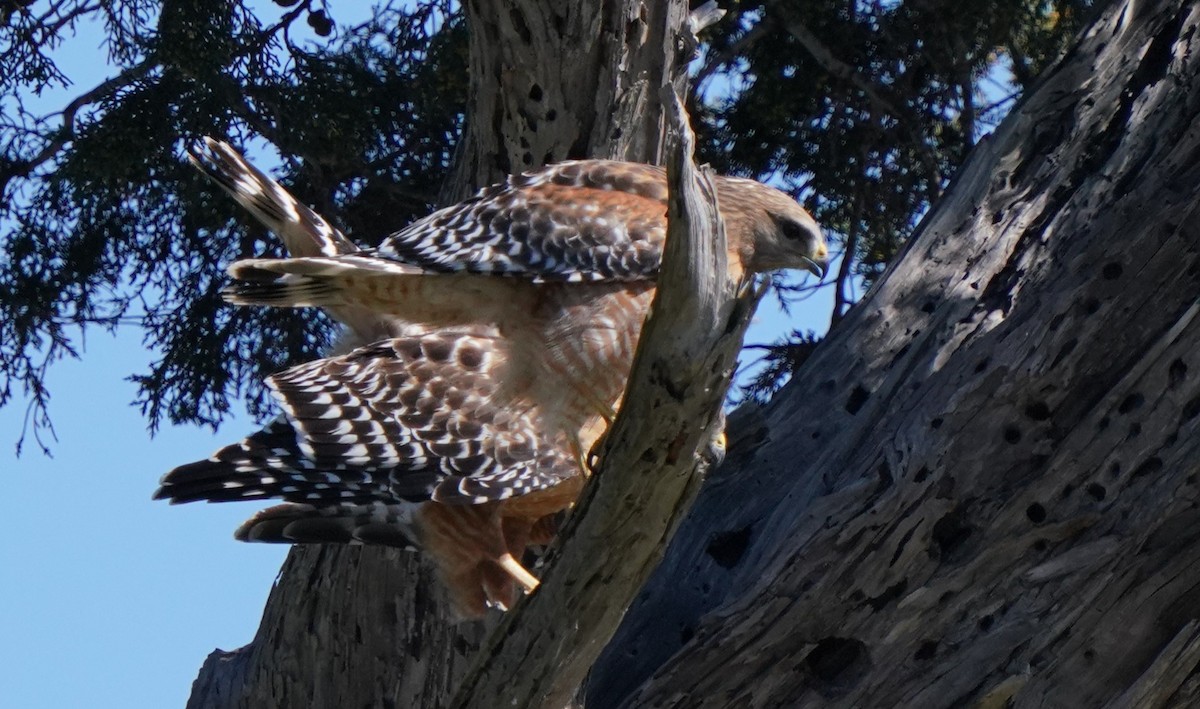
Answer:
[442,0,692,202]
[587,0,1200,706]
[186,1,700,707]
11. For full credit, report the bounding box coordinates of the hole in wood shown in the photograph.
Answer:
[805,637,868,686]
[1024,401,1051,421]
[706,525,753,569]
[1086,482,1107,501]
[914,640,938,661]
[931,508,973,557]
[845,385,870,415]
[1130,456,1163,481]
[1026,503,1047,524]
[1181,395,1200,424]
[1102,262,1123,279]
[1117,393,1144,414]
[866,579,908,611]
[679,625,695,645]
[877,463,894,492]
[1051,338,1078,368]
[1169,359,1188,388]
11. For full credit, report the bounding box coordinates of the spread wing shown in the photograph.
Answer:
[155,332,582,544]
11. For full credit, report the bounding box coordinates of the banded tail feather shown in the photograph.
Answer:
[221,255,425,308]
[188,138,358,258]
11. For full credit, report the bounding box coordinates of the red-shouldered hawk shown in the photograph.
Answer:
[156,139,827,617]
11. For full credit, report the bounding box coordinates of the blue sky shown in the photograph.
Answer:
[0,6,837,708]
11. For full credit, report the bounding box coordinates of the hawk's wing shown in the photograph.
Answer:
[372,160,671,282]
[191,142,675,286]
[155,332,581,544]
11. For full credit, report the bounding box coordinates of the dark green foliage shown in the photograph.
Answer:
[1,1,463,450]
[695,0,1093,313]
[697,0,1092,399]
[0,0,1089,447]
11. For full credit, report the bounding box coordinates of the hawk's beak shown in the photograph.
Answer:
[801,256,827,280]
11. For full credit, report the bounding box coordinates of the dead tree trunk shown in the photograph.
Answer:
[185,1,699,707]
[587,0,1200,706]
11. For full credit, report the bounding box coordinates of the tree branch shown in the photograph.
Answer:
[694,17,773,90]
[447,86,763,709]
[769,2,944,199]
[830,188,863,328]
[0,58,155,196]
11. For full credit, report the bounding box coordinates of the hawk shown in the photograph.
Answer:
[156,140,828,617]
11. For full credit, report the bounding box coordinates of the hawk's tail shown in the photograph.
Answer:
[221,255,424,307]
[153,418,422,548]
[189,137,359,258]
[234,502,419,548]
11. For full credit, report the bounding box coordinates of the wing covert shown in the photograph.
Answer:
[374,161,671,282]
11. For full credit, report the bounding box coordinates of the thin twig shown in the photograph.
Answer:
[0,59,156,192]
[831,189,864,328]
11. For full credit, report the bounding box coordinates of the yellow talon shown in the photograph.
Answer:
[496,552,540,593]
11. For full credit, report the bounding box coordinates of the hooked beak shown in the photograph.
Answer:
[801,256,827,280]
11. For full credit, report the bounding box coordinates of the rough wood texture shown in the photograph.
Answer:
[447,86,758,709]
[443,0,694,202]
[186,546,479,708]
[185,2,701,707]
[586,0,1200,705]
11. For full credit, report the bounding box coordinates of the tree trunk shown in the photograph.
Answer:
[588,0,1200,706]
[186,1,697,707]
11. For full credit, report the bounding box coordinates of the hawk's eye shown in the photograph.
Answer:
[778,217,808,241]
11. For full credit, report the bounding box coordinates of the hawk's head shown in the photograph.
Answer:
[718,178,829,279]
